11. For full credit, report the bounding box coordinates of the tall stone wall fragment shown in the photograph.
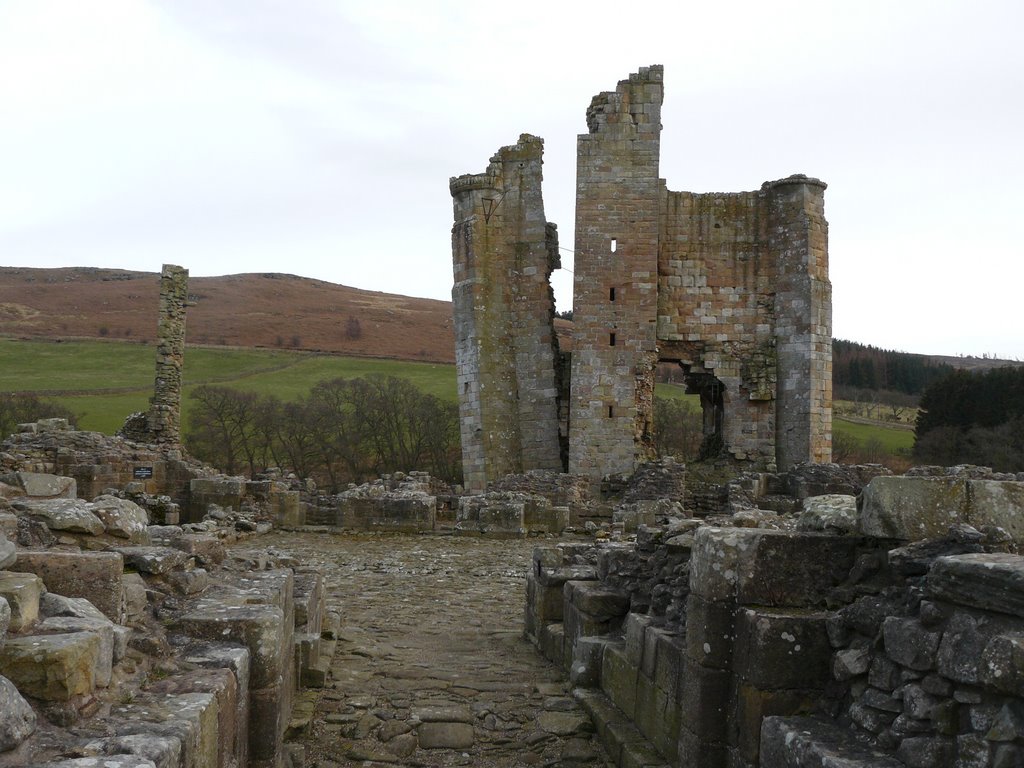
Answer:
[569,66,664,482]
[450,134,564,491]
[147,264,189,445]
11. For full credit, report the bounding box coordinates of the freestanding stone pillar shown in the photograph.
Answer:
[147,264,189,444]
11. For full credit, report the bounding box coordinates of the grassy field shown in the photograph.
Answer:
[1,338,916,459]
[833,417,915,454]
[0,339,457,434]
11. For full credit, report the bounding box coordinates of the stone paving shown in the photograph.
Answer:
[230,531,614,768]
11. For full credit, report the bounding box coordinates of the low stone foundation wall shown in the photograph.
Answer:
[526,470,1024,768]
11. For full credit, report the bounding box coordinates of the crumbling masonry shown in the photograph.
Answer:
[451,66,831,491]
[147,264,189,444]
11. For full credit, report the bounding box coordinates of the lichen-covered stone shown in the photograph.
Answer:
[89,495,150,542]
[928,553,1024,618]
[12,497,104,535]
[797,494,858,534]
[860,476,1024,541]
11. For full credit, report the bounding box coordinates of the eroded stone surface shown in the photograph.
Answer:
[0,631,100,700]
[0,675,36,751]
[88,495,150,542]
[11,498,104,536]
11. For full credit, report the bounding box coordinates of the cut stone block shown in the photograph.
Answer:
[0,631,100,700]
[341,493,436,533]
[0,570,44,631]
[732,607,831,690]
[148,669,239,768]
[928,553,1024,617]
[860,476,1024,542]
[114,546,189,575]
[685,594,736,671]
[12,550,124,622]
[179,642,251,768]
[108,691,218,768]
[39,615,115,687]
[169,534,227,567]
[601,642,638,718]
[292,569,325,633]
[759,715,903,767]
[689,527,859,607]
[175,603,285,689]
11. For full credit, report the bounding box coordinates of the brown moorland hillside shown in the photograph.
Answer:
[0,266,458,363]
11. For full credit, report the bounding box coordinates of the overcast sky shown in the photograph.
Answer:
[1,1,1022,358]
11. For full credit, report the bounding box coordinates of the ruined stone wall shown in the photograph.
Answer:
[569,66,663,482]
[450,135,563,492]
[450,66,832,487]
[147,264,189,444]
[657,177,832,469]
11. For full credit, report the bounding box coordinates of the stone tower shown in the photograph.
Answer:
[450,135,564,492]
[569,66,664,480]
[146,264,189,444]
[449,67,832,489]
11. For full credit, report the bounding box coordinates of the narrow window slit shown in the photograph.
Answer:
[610,238,617,253]
[609,332,616,346]
[609,287,616,301]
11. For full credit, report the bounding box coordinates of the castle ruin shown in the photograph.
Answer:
[451,66,832,491]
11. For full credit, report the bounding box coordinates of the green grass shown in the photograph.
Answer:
[2,338,916,456]
[834,417,915,453]
[1,338,456,434]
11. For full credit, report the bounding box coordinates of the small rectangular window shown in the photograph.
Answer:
[609,333,616,346]
[610,238,617,253]
[608,405,614,418]
[609,287,616,301]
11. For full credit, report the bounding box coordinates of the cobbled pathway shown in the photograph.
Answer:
[230,531,614,768]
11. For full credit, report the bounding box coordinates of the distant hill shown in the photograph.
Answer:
[0,266,457,363]
[1,267,1016,375]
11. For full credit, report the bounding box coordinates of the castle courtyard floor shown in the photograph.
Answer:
[230,531,613,768]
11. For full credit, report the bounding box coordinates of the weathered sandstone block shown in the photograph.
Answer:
[0,631,100,700]
[0,571,44,631]
[13,550,124,622]
[860,476,1024,541]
